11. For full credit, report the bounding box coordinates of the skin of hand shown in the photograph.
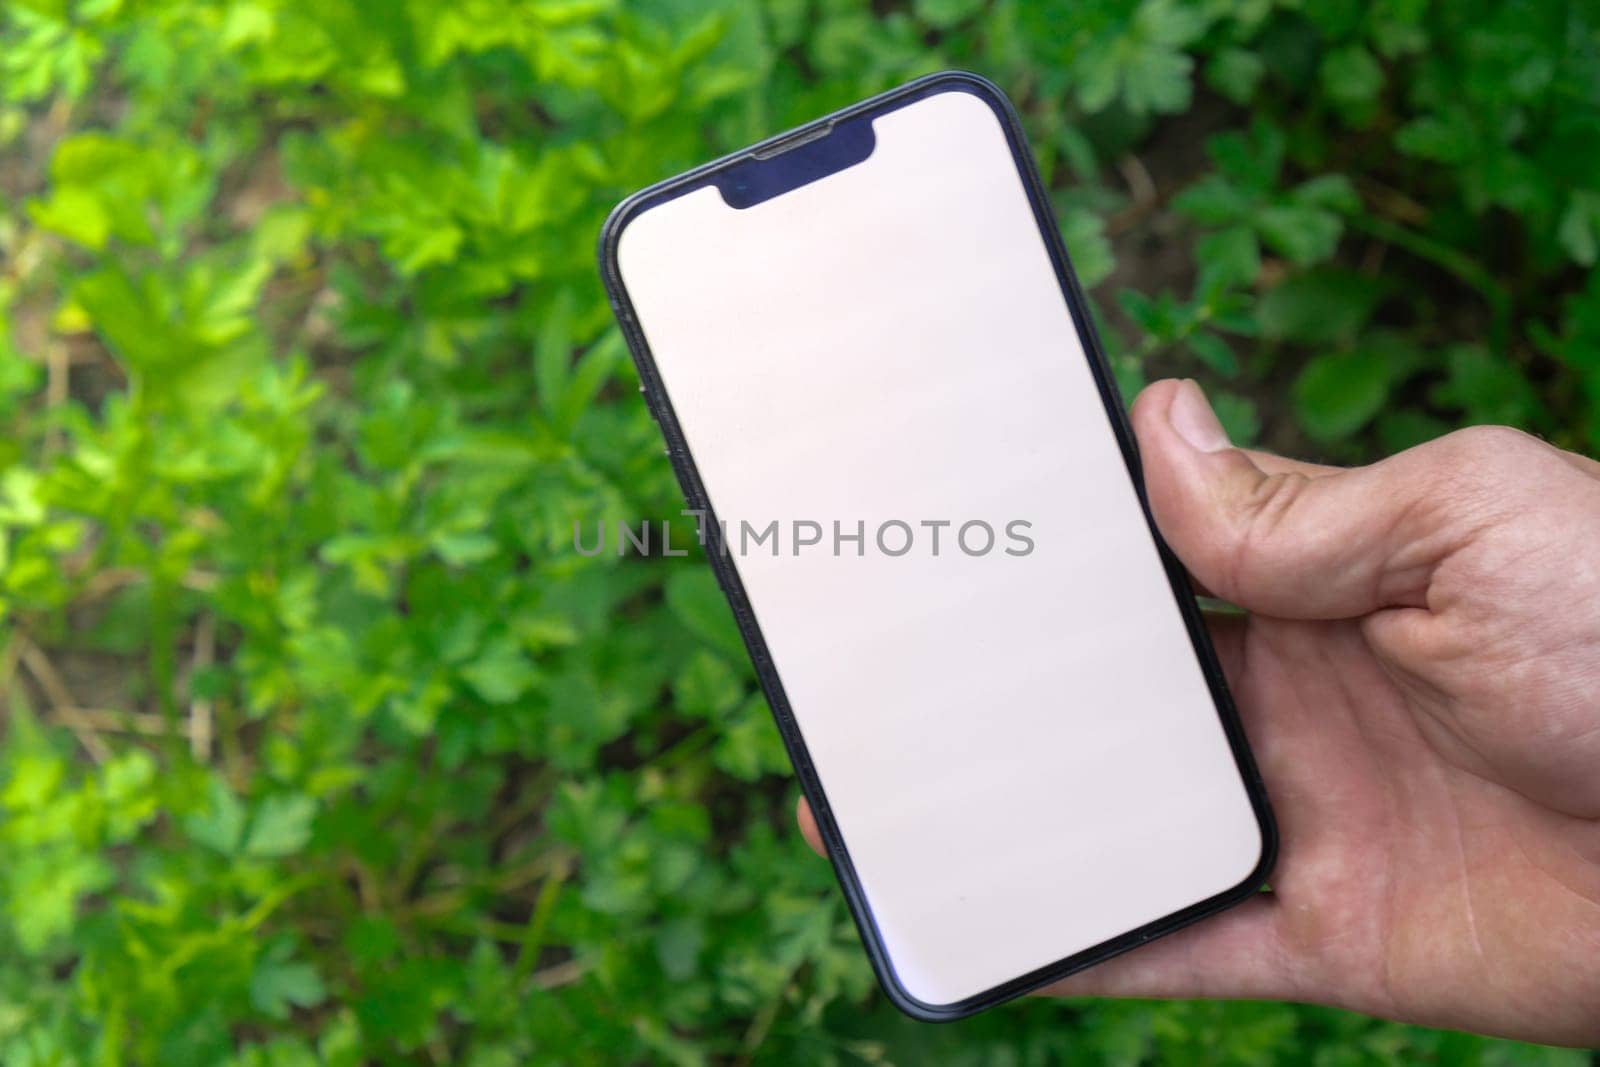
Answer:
[796,378,1600,1047]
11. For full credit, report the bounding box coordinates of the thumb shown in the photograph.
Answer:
[1130,378,1444,619]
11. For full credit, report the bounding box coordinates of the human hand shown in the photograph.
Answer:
[797,378,1600,1046]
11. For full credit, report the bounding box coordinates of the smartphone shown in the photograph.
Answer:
[598,71,1275,1021]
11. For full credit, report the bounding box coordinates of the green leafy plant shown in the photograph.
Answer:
[0,0,1596,1063]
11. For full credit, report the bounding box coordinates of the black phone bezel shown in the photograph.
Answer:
[596,69,1278,1023]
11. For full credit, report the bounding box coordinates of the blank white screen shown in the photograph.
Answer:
[616,87,1263,1008]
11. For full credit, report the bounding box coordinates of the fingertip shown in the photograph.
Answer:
[795,796,826,857]
[1129,378,1186,440]
[1127,380,1273,607]
[1129,379,1224,486]
[1129,378,1214,539]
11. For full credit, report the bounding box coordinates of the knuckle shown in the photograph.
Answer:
[1441,423,1541,462]
[1225,471,1312,592]
[1239,470,1312,530]
[1421,425,1559,504]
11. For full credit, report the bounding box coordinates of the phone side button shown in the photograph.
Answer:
[661,448,698,505]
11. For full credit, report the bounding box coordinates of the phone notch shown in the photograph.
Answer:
[715,115,877,210]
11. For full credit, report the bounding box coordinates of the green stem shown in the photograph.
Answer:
[149,573,184,765]
[1348,214,1514,356]
[513,861,569,982]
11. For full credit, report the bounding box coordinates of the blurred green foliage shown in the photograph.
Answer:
[0,0,1596,1063]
